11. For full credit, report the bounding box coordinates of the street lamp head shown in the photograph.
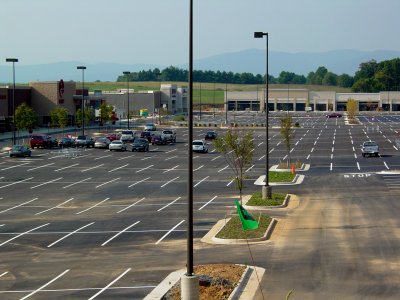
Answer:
[6,58,18,63]
[77,66,86,70]
[123,71,130,75]
[254,32,267,38]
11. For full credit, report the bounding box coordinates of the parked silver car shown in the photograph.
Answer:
[109,140,127,151]
[94,138,111,149]
[361,141,379,157]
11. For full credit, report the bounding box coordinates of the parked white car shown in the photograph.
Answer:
[120,130,135,142]
[109,140,127,151]
[192,140,208,153]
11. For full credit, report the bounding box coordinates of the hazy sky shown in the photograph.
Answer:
[1,0,400,66]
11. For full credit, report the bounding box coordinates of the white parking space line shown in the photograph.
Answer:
[157,197,181,212]
[136,165,153,173]
[108,164,129,172]
[81,164,104,172]
[155,220,185,245]
[96,178,120,188]
[258,154,265,161]
[117,197,145,213]
[0,271,8,278]
[35,198,74,215]
[1,162,29,171]
[211,155,221,161]
[198,196,218,210]
[245,165,255,173]
[194,176,209,187]
[330,163,333,171]
[161,176,180,188]
[88,268,131,300]
[0,223,50,247]
[150,147,159,152]
[165,155,177,161]
[27,163,55,172]
[354,153,357,159]
[31,177,63,189]
[141,157,152,161]
[384,161,390,169]
[163,165,179,173]
[0,198,38,214]
[193,165,204,172]
[128,177,150,187]
[357,162,360,170]
[118,154,135,160]
[269,148,274,154]
[257,142,263,147]
[306,154,311,160]
[63,177,92,189]
[76,198,109,215]
[54,163,79,172]
[101,221,140,246]
[218,165,229,172]
[0,177,34,189]
[20,269,70,300]
[166,149,177,154]
[47,222,95,248]
[94,154,112,160]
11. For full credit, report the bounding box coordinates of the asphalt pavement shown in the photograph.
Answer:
[1,112,400,299]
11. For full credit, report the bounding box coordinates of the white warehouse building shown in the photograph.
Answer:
[225,88,400,112]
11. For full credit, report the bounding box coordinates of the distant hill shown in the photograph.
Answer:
[190,49,400,77]
[1,49,400,83]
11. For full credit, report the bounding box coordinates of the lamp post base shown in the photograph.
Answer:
[262,185,272,199]
[181,274,199,300]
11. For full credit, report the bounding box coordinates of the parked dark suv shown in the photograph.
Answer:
[29,134,58,149]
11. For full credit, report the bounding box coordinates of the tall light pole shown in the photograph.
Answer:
[6,58,18,145]
[181,0,199,299]
[254,31,271,199]
[225,80,228,124]
[199,82,202,121]
[77,66,86,135]
[123,71,131,129]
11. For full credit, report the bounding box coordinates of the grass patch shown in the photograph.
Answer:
[277,162,303,169]
[269,171,295,182]
[216,214,271,239]
[246,192,286,206]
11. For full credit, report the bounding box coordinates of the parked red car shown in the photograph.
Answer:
[106,133,121,141]
[29,134,58,149]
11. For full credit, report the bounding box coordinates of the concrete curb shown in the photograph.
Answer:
[254,174,305,186]
[143,269,185,300]
[144,265,266,300]
[270,163,310,172]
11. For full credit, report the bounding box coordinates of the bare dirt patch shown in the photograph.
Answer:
[163,264,246,300]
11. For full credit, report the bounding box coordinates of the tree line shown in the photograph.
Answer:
[116,57,400,92]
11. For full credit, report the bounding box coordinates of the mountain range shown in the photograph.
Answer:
[1,49,400,83]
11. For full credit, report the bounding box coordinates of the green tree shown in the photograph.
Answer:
[14,103,37,132]
[213,130,254,203]
[50,107,69,129]
[280,114,295,168]
[75,108,93,127]
[322,72,338,86]
[99,103,113,125]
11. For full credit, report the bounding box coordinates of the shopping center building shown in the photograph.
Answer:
[225,88,400,112]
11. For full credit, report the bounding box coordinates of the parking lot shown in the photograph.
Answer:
[1,113,400,299]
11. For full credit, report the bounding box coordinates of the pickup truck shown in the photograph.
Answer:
[361,141,379,157]
[161,129,176,143]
